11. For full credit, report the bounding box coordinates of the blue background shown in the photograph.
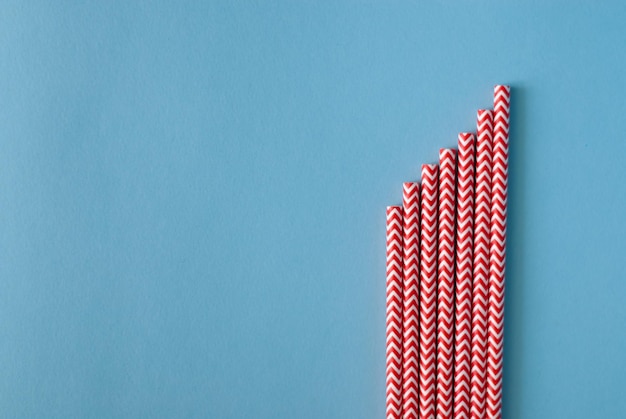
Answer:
[1,1,625,418]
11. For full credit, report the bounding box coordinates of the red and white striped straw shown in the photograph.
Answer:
[453,133,476,419]
[486,85,510,419]
[436,149,457,419]
[418,164,438,419]
[386,206,404,419]
[470,110,493,419]
[402,183,420,419]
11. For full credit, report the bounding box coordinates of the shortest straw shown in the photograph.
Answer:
[386,206,404,419]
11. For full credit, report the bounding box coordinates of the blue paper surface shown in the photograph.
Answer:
[1,2,625,418]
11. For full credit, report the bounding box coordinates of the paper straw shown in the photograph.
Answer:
[402,183,420,419]
[418,164,438,419]
[486,86,510,419]
[453,133,476,419]
[436,149,457,419]
[470,110,493,419]
[386,206,404,419]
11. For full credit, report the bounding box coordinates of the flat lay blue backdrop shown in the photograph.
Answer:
[1,1,625,418]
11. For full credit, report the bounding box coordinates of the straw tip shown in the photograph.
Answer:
[421,163,439,179]
[386,205,402,214]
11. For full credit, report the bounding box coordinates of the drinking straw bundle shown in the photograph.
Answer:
[385,85,510,419]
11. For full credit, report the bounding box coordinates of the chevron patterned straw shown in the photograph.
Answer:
[402,183,420,419]
[436,149,457,419]
[486,86,510,419]
[386,206,404,419]
[470,109,493,419]
[418,164,438,419]
[384,86,509,419]
[453,133,476,419]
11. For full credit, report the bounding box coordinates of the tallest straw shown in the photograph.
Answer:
[486,86,510,419]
